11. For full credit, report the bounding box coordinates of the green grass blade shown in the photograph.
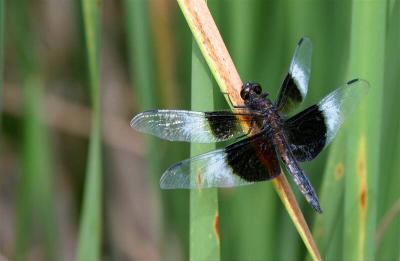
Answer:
[343,0,387,260]
[189,40,220,261]
[10,1,58,260]
[17,81,59,261]
[376,129,400,260]
[124,0,157,110]
[76,0,102,260]
[312,132,346,260]
[376,0,400,259]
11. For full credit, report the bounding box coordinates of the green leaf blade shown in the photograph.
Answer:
[343,1,387,260]
[10,1,59,260]
[189,40,220,261]
[76,0,102,260]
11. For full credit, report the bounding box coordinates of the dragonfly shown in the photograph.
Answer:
[130,37,369,213]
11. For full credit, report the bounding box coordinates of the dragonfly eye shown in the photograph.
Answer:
[253,84,262,95]
[240,87,250,100]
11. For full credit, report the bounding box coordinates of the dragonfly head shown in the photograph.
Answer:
[241,82,267,101]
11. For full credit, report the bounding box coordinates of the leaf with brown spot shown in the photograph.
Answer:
[214,211,220,243]
[189,36,220,260]
[342,1,386,260]
[335,163,344,181]
[356,136,367,260]
[311,132,346,260]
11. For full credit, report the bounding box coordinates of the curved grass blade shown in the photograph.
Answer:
[189,40,220,261]
[76,0,102,260]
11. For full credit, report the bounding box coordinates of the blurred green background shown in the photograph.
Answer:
[0,0,399,260]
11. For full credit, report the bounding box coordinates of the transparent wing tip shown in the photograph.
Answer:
[298,36,312,47]
[160,171,174,189]
[160,162,189,189]
[130,114,142,129]
[347,78,359,85]
[130,110,157,129]
[346,78,371,88]
[345,79,371,98]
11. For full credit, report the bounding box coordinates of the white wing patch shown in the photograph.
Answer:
[319,92,342,143]
[160,149,253,189]
[291,62,309,98]
[289,37,312,99]
[319,79,370,144]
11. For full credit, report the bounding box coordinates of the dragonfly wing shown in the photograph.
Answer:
[276,37,312,115]
[131,109,263,143]
[160,132,280,189]
[284,79,370,161]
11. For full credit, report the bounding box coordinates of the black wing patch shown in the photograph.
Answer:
[131,109,263,143]
[284,78,370,162]
[276,37,312,115]
[284,105,327,162]
[225,132,281,182]
[205,111,247,141]
[276,73,304,113]
[160,132,280,189]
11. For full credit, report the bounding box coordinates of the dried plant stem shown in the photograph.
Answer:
[177,0,321,260]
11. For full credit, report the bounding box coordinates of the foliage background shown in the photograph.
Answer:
[0,0,398,260]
